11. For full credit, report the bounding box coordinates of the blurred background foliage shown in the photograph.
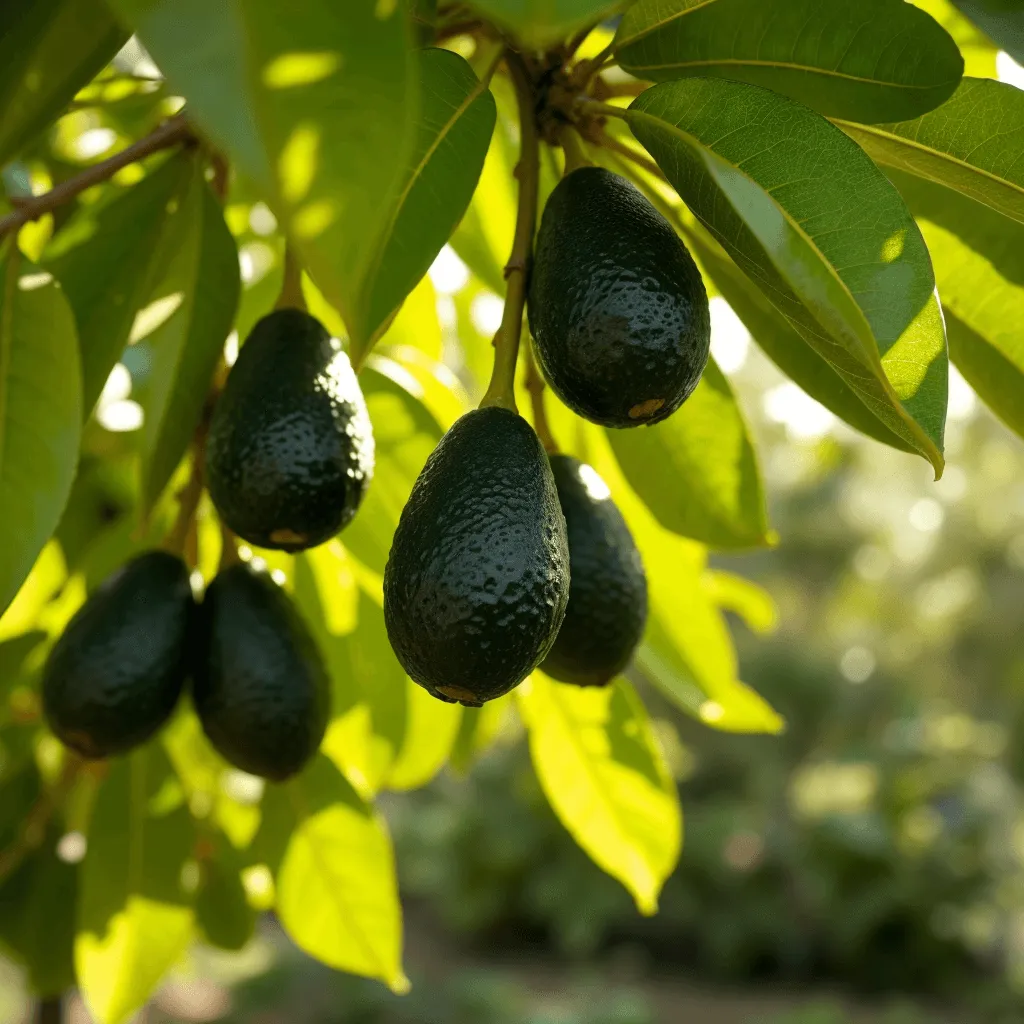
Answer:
[5,6,1024,1024]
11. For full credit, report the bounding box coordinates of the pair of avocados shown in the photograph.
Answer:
[42,552,328,782]
[384,166,709,705]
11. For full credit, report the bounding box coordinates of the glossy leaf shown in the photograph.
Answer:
[195,834,255,952]
[838,78,1024,227]
[132,158,240,511]
[608,358,770,549]
[0,0,127,165]
[76,747,195,1024]
[889,169,1024,440]
[911,0,998,78]
[703,569,778,636]
[44,153,194,414]
[615,0,963,123]
[628,78,948,475]
[951,0,1024,64]
[0,248,82,619]
[518,675,681,913]
[679,217,915,454]
[260,754,407,991]
[109,0,416,351]
[354,47,495,363]
[465,0,620,46]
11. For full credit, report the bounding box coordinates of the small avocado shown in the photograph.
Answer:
[528,166,711,427]
[384,406,569,706]
[192,561,330,781]
[541,456,648,686]
[206,308,374,552]
[42,550,194,759]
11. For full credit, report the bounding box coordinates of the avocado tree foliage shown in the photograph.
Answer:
[0,0,1023,1018]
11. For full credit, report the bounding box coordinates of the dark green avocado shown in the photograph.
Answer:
[383,406,569,706]
[42,550,194,759]
[192,562,330,782]
[206,308,374,552]
[541,456,648,687]
[528,166,711,427]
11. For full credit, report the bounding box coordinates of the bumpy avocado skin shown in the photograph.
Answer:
[206,308,374,552]
[383,407,569,706]
[541,456,648,686]
[192,562,330,782]
[42,550,193,758]
[528,166,711,428]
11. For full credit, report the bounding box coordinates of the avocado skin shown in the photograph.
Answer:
[384,406,569,706]
[541,456,648,687]
[192,562,330,782]
[528,166,711,428]
[42,550,193,759]
[206,308,374,552]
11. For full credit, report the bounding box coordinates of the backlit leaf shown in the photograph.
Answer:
[0,247,82,619]
[260,754,407,991]
[465,0,621,46]
[518,675,681,913]
[607,358,770,549]
[615,0,963,123]
[628,78,947,475]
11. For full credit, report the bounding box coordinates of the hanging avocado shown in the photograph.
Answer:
[384,406,569,706]
[192,562,330,781]
[42,550,194,758]
[206,308,374,552]
[541,455,647,686]
[528,166,711,428]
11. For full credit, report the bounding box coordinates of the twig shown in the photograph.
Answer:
[564,23,597,59]
[480,49,540,414]
[524,339,557,453]
[576,98,630,122]
[0,114,194,239]
[559,124,591,175]
[596,130,666,182]
[36,996,62,1024]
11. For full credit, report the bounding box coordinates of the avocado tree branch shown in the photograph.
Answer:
[0,114,194,240]
[481,49,540,414]
[524,338,558,454]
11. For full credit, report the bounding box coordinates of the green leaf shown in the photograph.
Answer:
[259,754,407,992]
[703,569,778,636]
[0,248,82,619]
[911,0,998,78]
[464,0,620,46]
[76,746,195,1024]
[615,0,963,123]
[44,153,194,414]
[353,47,495,363]
[628,78,948,475]
[0,831,77,996]
[679,217,915,454]
[951,0,1024,64]
[838,78,1024,227]
[0,0,127,165]
[195,834,255,952]
[411,0,438,46]
[518,675,681,913]
[132,158,240,511]
[607,358,770,549]
[888,168,1024,440]
[108,0,416,354]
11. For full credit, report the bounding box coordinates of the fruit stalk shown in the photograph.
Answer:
[524,339,558,454]
[0,114,194,240]
[163,408,210,557]
[275,242,307,312]
[480,49,540,414]
[559,125,590,175]
[36,997,62,1024]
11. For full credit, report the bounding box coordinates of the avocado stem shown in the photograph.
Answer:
[164,437,206,560]
[558,125,591,176]
[524,339,558,454]
[276,242,307,312]
[480,49,540,415]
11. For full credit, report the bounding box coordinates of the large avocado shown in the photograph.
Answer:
[528,166,711,427]
[206,308,374,552]
[541,456,648,686]
[383,406,569,706]
[42,550,193,758]
[192,562,330,781]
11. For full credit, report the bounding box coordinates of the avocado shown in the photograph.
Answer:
[541,456,648,686]
[206,308,374,552]
[192,561,330,781]
[528,166,711,427]
[384,406,569,706]
[42,550,193,759]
